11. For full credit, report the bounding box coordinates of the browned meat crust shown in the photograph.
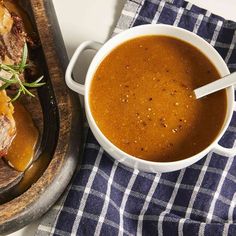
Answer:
[0,12,26,64]
[0,3,27,157]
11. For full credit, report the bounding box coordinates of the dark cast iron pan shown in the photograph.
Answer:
[0,0,83,234]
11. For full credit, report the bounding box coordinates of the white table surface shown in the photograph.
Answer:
[7,0,236,235]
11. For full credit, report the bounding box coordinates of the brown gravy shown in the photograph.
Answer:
[5,102,38,171]
[90,36,227,162]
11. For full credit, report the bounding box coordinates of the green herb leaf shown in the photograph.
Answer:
[0,83,10,90]
[24,87,35,97]
[10,90,21,102]
[19,43,28,72]
[22,76,45,87]
[0,76,14,83]
[0,43,44,102]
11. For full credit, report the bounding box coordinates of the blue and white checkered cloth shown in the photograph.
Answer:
[36,0,236,235]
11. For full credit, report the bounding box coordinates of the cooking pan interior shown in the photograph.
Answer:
[0,0,59,204]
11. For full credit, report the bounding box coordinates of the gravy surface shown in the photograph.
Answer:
[90,36,227,162]
[6,102,38,171]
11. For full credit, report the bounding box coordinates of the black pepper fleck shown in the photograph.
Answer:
[142,121,147,126]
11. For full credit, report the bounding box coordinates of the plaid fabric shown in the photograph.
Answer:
[36,0,236,235]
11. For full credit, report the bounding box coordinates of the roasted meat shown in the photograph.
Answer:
[0,2,27,156]
[0,92,15,156]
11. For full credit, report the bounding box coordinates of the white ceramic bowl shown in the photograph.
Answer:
[66,24,236,173]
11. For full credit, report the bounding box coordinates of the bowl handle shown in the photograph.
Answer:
[213,143,236,157]
[65,41,102,95]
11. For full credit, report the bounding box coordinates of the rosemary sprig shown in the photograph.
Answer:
[0,43,45,102]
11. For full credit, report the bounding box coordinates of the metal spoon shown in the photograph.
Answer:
[194,72,236,99]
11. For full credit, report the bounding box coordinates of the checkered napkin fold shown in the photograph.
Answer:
[36,0,236,235]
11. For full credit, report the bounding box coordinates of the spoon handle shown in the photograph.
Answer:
[194,72,236,99]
